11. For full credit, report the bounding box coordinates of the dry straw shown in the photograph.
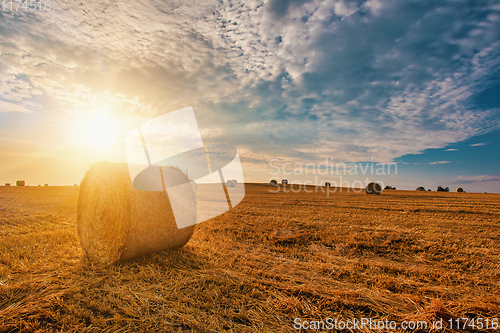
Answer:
[366,182,382,195]
[77,162,196,264]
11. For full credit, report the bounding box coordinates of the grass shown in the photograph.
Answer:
[0,184,499,332]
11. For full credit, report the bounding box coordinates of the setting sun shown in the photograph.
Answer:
[65,112,122,152]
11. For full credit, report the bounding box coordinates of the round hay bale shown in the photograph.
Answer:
[456,187,464,193]
[270,179,278,186]
[226,179,236,187]
[366,182,382,195]
[281,179,288,185]
[16,180,25,186]
[325,182,331,187]
[5,183,10,186]
[77,162,195,264]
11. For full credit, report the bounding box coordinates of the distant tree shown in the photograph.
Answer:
[437,186,450,192]
[384,186,396,190]
[416,186,426,191]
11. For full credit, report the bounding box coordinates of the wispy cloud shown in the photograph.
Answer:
[429,161,453,165]
[470,142,487,147]
[456,175,500,184]
[445,149,458,151]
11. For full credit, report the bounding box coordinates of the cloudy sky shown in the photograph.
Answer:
[0,0,499,192]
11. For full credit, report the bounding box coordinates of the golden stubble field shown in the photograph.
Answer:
[0,184,499,332]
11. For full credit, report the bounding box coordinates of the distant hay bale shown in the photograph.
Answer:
[456,187,464,193]
[77,162,196,264]
[44,184,48,187]
[325,182,331,187]
[226,179,237,187]
[73,184,78,186]
[16,180,25,186]
[270,180,278,186]
[365,182,382,195]
[416,186,426,191]
[5,183,10,186]
[281,179,288,185]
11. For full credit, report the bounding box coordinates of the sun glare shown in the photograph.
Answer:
[68,112,121,152]
[84,114,118,149]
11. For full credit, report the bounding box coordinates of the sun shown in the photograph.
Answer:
[68,112,121,152]
[82,114,119,150]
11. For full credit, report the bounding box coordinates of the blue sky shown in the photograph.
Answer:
[0,0,499,192]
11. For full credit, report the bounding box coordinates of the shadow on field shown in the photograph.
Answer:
[1,245,221,332]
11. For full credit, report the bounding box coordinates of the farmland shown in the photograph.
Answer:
[0,184,499,332]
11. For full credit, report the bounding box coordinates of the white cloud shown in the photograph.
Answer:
[470,142,487,147]
[364,0,384,16]
[334,1,359,18]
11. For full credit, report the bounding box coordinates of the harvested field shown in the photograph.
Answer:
[0,184,499,332]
